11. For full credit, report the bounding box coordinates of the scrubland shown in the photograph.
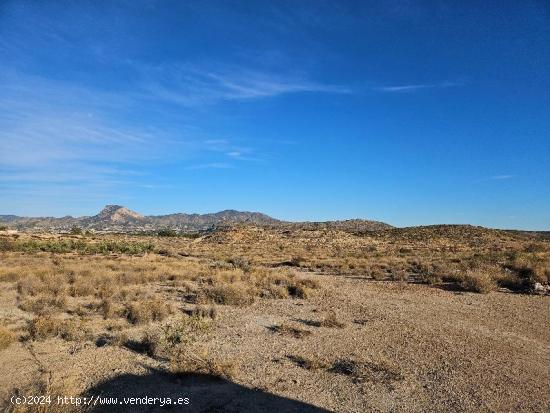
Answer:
[0,225,548,412]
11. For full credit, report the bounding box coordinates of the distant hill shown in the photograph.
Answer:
[0,205,391,233]
[279,219,392,233]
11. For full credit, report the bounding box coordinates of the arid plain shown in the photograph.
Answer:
[0,223,549,412]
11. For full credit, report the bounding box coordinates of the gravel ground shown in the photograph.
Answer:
[1,273,548,412]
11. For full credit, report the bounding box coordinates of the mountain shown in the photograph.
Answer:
[151,210,279,228]
[0,205,281,233]
[0,205,392,233]
[84,205,144,225]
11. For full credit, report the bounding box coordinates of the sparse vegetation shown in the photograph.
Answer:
[1,237,155,255]
[0,224,548,412]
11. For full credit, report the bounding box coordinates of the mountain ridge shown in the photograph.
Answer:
[0,205,391,233]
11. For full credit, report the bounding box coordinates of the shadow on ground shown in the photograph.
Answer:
[85,368,331,413]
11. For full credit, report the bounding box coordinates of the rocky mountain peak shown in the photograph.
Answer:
[95,205,144,223]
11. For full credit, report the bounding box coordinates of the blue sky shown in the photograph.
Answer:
[0,1,549,229]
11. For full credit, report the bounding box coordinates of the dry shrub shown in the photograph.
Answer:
[70,277,96,296]
[19,294,68,315]
[287,354,328,370]
[133,316,212,358]
[0,270,22,282]
[421,272,442,285]
[170,348,235,379]
[96,283,116,299]
[460,270,497,293]
[57,319,91,342]
[369,268,386,281]
[135,329,160,357]
[27,316,64,340]
[27,316,90,342]
[192,304,217,319]
[298,278,320,290]
[269,324,311,339]
[228,256,251,272]
[493,272,531,293]
[390,270,408,282]
[330,358,403,385]
[17,277,43,297]
[9,372,82,413]
[264,285,289,299]
[162,316,211,348]
[508,262,549,290]
[287,278,320,299]
[319,311,345,328]
[100,298,119,319]
[0,325,15,351]
[125,298,172,325]
[207,283,256,306]
[290,255,305,267]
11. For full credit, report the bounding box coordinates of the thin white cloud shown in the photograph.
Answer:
[0,69,198,208]
[0,59,344,208]
[375,81,464,93]
[133,62,351,106]
[185,162,234,170]
[474,174,515,183]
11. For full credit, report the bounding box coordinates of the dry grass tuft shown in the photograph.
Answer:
[319,311,345,328]
[170,348,236,379]
[19,294,68,315]
[125,298,172,325]
[129,315,213,358]
[27,316,90,342]
[27,315,64,341]
[330,358,403,385]
[207,283,256,306]
[269,323,312,339]
[0,325,15,351]
[287,354,328,370]
[192,304,218,319]
[9,371,82,413]
[460,270,497,293]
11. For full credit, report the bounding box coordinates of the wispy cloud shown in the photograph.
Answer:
[474,174,515,183]
[185,162,234,170]
[0,63,322,208]
[375,81,464,93]
[0,68,197,208]
[134,63,351,106]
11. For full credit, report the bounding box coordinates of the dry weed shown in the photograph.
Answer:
[0,325,15,351]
